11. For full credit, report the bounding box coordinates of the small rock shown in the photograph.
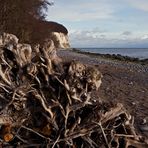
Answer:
[129,82,133,85]
[141,118,147,125]
[93,99,97,103]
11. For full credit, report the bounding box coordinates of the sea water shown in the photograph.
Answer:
[79,48,148,59]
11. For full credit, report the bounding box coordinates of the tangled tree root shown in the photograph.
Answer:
[0,33,147,147]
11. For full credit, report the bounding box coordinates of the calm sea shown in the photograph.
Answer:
[79,48,148,59]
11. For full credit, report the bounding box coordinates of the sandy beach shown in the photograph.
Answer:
[58,49,148,137]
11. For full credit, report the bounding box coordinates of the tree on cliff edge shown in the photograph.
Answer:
[0,0,53,43]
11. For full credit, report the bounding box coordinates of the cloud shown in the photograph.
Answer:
[47,0,148,48]
[69,29,148,47]
[47,0,114,22]
[141,34,148,40]
[126,0,148,12]
[91,27,107,34]
[69,28,107,41]
[121,31,132,36]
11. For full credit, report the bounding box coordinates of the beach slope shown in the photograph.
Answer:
[58,50,148,137]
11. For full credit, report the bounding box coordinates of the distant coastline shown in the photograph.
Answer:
[71,48,148,65]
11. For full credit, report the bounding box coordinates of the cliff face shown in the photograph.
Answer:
[39,21,70,49]
[50,32,70,49]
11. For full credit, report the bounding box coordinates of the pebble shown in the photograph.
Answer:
[58,50,148,74]
[132,102,136,105]
[141,118,147,125]
[129,82,133,85]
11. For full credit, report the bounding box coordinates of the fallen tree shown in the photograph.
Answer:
[0,33,147,147]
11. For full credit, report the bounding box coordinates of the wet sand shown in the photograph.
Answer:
[58,49,148,137]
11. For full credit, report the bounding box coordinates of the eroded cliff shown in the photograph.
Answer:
[50,32,70,49]
[39,21,70,49]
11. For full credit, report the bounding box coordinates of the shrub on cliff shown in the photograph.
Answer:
[0,0,53,43]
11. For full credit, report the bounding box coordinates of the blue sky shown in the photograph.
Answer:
[47,0,148,48]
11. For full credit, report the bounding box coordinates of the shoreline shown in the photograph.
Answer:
[71,48,148,65]
[58,49,148,73]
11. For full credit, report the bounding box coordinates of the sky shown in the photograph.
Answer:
[46,0,148,48]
